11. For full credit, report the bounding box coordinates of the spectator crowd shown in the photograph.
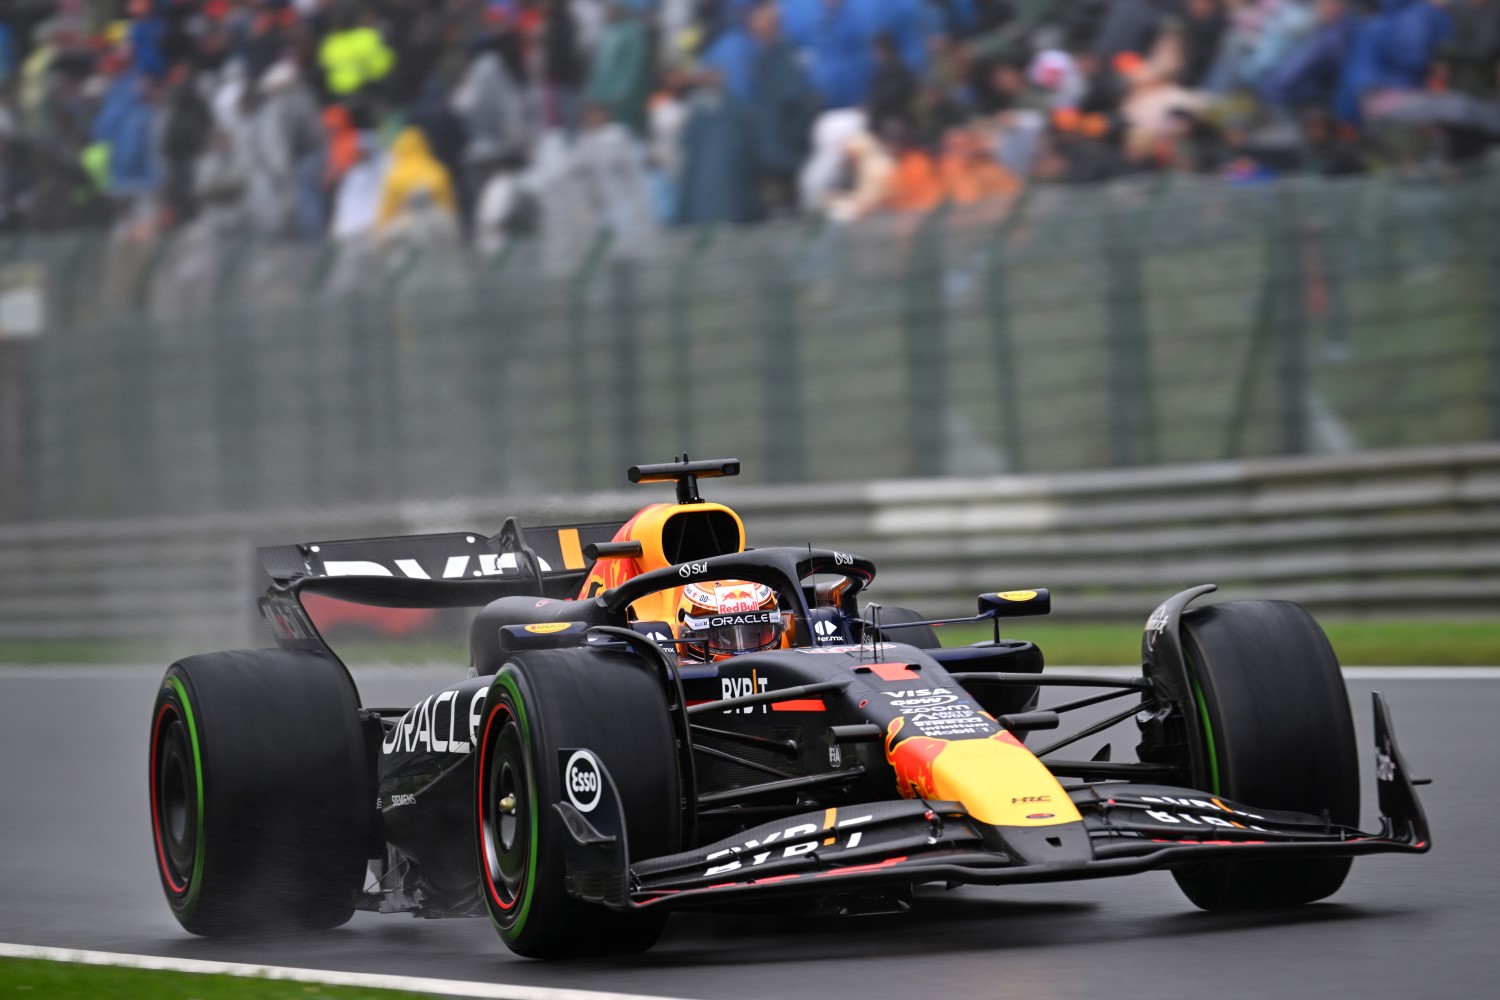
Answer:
[1,0,1498,251]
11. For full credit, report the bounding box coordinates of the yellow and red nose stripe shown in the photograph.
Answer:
[884,719,1081,827]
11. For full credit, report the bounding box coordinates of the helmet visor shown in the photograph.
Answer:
[683,610,783,657]
[706,621,781,656]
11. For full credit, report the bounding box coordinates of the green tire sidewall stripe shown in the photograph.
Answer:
[491,669,539,939]
[165,674,206,914]
[1185,653,1222,795]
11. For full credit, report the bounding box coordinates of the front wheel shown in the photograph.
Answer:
[476,648,681,958]
[1168,600,1359,910]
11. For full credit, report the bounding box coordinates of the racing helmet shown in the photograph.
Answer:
[678,580,786,661]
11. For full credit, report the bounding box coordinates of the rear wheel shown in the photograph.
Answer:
[1169,601,1359,909]
[476,648,681,958]
[149,648,372,935]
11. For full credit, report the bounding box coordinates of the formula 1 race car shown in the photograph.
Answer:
[148,458,1431,957]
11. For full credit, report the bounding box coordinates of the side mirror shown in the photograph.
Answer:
[977,589,1051,618]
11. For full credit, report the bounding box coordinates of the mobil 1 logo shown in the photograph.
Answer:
[561,748,602,813]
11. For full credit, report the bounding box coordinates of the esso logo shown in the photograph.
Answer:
[564,750,601,813]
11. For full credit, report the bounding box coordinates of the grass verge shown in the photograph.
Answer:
[0,958,443,1000]
[936,618,1500,666]
[5,619,1500,667]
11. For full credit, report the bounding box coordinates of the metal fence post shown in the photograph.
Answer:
[119,231,178,515]
[1487,169,1500,440]
[470,240,524,495]
[1104,204,1153,466]
[0,339,22,520]
[380,247,425,502]
[1320,181,1353,359]
[130,232,175,315]
[301,244,343,506]
[1482,169,1500,440]
[303,241,342,296]
[610,254,641,469]
[1222,186,1310,458]
[986,189,1032,472]
[671,226,715,456]
[904,203,951,477]
[569,231,613,491]
[52,233,98,329]
[759,231,806,482]
[0,236,24,519]
[1273,189,1309,455]
[210,236,259,511]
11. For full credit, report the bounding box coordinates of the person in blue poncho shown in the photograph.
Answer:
[125,0,171,80]
[0,23,15,90]
[846,0,930,73]
[748,4,821,213]
[799,0,873,108]
[702,9,761,104]
[1336,0,1452,124]
[674,70,760,224]
[92,70,161,199]
[695,3,820,218]
[1261,0,1363,113]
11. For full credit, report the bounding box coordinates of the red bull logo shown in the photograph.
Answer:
[885,717,950,800]
[714,582,768,614]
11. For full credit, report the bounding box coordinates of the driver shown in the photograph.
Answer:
[676,580,790,661]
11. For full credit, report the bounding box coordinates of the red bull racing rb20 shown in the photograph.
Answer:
[148,458,1431,957]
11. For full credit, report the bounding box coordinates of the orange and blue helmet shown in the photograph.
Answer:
[677,580,787,661]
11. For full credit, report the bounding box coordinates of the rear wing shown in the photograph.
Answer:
[259,518,626,607]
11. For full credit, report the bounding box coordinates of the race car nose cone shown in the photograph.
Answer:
[886,724,1083,829]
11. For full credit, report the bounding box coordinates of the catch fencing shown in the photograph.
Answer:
[3,168,1500,523]
[2,443,1496,650]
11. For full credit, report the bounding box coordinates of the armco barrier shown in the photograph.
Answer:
[2,443,1498,649]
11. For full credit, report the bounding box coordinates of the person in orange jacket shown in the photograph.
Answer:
[939,128,1020,205]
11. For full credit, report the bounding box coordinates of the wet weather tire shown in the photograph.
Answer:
[476,648,681,959]
[149,648,371,935]
[1172,601,1359,910]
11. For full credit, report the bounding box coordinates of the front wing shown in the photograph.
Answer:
[556,694,1429,911]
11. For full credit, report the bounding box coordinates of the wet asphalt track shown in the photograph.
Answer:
[1,665,1496,1000]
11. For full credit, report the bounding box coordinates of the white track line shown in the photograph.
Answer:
[1341,666,1500,679]
[0,943,699,1000]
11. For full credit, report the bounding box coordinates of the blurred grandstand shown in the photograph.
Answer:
[0,1,1496,244]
